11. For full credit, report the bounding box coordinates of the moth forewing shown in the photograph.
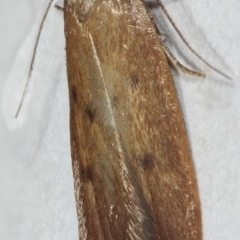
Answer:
[64,0,202,239]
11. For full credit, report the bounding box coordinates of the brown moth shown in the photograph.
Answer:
[64,0,202,239]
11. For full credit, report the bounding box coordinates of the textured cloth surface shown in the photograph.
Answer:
[0,1,239,239]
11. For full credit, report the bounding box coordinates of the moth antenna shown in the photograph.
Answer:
[156,0,232,80]
[15,0,54,118]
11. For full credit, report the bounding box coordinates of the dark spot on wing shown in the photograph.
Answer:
[140,153,155,170]
[81,166,93,182]
[85,104,95,122]
[111,95,119,109]
[71,85,78,103]
[130,73,139,90]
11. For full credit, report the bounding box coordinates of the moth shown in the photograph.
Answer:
[64,0,202,239]
[16,0,203,239]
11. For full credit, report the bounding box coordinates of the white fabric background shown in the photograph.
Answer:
[0,0,239,239]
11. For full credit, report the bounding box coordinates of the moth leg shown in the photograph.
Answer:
[55,4,64,12]
[145,2,203,77]
[155,0,231,79]
[161,42,205,78]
